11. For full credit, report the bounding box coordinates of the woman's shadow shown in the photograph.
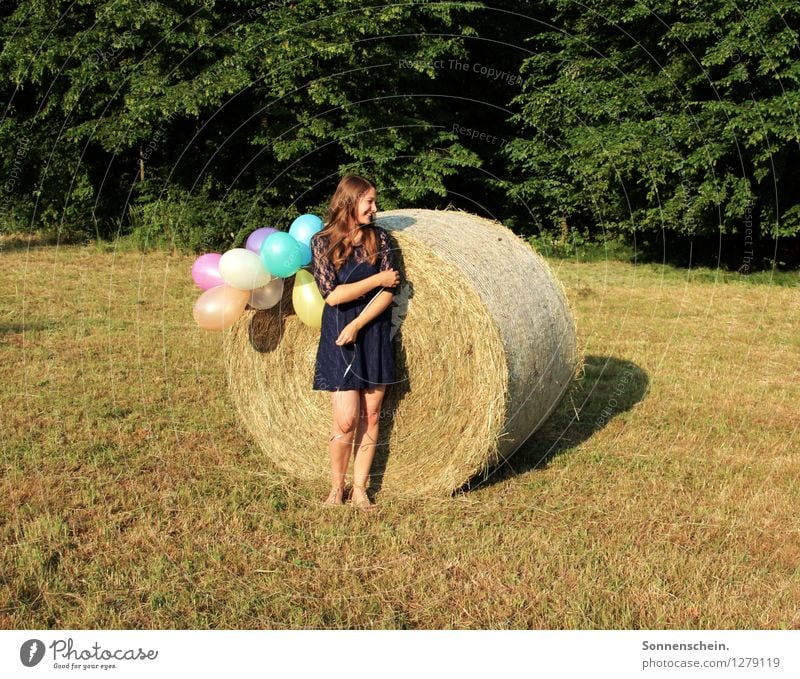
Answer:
[458,355,650,492]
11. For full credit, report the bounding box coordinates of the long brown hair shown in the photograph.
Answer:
[316,174,379,271]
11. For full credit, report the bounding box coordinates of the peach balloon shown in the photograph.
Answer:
[193,285,250,331]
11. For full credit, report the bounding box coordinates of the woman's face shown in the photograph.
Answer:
[355,187,378,226]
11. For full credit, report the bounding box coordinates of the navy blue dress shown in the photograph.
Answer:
[310,226,399,391]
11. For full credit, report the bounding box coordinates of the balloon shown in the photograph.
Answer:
[289,214,323,247]
[297,242,312,266]
[292,269,325,329]
[245,227,278,255]
[219,248,272,290]
[248,277,284,310]
[193,285,250,331]
[191,253,224,291]
[260,232,303,278]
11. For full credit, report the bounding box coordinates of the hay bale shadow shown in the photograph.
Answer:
[246,275,296,354]
[460,355,649,492]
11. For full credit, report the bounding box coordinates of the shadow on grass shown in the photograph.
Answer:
[0,322,57,336]
[460,355,650,493]
[0,232,67,251]
[534,230,799,284]
[543,232,799,281]
[631,232,800,272]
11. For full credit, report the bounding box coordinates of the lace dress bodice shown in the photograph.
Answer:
[310,227,397,300]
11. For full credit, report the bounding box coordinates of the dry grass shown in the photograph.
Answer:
[1,238,798,629]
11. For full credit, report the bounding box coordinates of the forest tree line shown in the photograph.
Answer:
[1,0,798,268]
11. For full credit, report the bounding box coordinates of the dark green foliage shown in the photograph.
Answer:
[504,0,800,261]
[1,0,798,268]
[1,0,483,247]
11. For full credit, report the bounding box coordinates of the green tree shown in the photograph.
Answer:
[504,0,800,255]
[0,0,483,247]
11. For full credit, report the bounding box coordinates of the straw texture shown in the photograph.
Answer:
[223,208,579,496]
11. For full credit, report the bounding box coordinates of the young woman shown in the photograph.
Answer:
[310,174,401,510]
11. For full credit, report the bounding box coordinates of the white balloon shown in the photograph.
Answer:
[219,248,271,290]
[248,277,284,310]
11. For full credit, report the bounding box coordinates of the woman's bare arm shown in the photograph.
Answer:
[324,269,399,306]
[353,290,394,329]
[324,274,381,306]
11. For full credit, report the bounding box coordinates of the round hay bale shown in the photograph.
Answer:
[223,208,579,496]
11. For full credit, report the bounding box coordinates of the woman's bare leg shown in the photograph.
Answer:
[352,385,386,502]
[326,390,360,503]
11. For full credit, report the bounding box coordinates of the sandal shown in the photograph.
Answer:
[323,486,346,507]
[347,485,377,512]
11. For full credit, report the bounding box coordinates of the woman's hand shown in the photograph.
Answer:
[376,269,400,288]
[335,320,360,346]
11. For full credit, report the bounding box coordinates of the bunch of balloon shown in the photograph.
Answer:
[260,214,326,330]
[192,245,283,331]
[190,214,327,332]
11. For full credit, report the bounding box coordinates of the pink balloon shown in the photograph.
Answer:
[192,253,224,291]
[192,285,250,331]
[245,227,278,255]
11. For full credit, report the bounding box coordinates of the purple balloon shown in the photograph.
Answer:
[191,253,224,291]
[245,227,278,255]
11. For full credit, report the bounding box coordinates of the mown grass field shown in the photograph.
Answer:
[1,236,798,629]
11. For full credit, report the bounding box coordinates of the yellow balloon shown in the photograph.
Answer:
[292,269,324,329]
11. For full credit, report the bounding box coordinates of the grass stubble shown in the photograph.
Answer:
[1,237,798,629]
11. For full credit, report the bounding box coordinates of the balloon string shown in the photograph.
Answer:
[336,287,385,391]
[330,431,376,444]
[330,287,385,453]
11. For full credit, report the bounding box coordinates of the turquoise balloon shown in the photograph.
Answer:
[289,214,323,247]
[260,232,303,278]
[297,242,312,266]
